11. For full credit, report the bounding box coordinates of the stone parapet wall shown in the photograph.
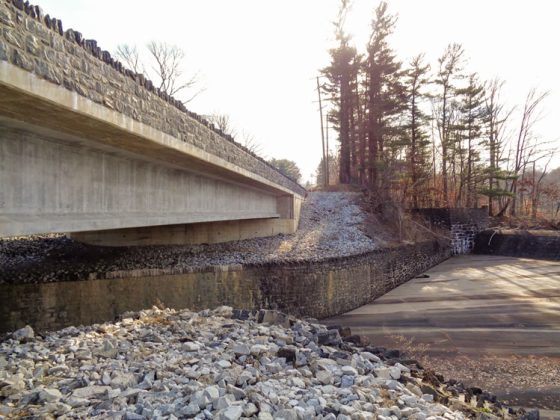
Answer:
[0,239,450,333]
[0,0,305,196]
[474,229,560,260]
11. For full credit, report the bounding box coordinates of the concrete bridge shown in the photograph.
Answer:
[0,0,305,245]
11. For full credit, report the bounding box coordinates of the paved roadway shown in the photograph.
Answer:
[326,255,560,356]
[325,255,560,416]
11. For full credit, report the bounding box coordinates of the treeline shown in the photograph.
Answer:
[321,1,553,217]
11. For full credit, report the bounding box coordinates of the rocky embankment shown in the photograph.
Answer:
[0,192,376,284]
[0,307,536,419]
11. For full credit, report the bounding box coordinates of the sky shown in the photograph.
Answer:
[36,0,559,184]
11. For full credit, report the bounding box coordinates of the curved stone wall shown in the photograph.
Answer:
[0,239,450,333]
[474,229,560,260]
[0,0,305,196]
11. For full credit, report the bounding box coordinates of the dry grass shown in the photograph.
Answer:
[359,192,448,246]
[308,184,363,193]
[141,314,171,326]
[388,334,432,364]
[421,353,560,410]
[492,215,560,231]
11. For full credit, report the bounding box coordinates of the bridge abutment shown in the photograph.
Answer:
[69,196,302,246]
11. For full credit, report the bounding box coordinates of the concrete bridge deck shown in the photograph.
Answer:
[0,0,304,245]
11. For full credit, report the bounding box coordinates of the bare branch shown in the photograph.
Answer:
[208,114,237,139]
[240,130,263,155]
[145,41,203,103]
[115,44,143,74]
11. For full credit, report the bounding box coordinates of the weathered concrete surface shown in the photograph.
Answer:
[0,0,305,242]
[325,255,560,356]
[69,215,301,246]
[0,63,303,241]
[325,255,560,414]
[1,123,281,233]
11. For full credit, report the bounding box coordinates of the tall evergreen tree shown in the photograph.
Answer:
[403,54,431,207]
[364,2,405,192]
[434,43,465,206]
[322,0,359,184]
[456,73,486,207]
[319,4,554,217]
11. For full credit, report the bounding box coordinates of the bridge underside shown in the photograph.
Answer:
[0,63,303,245]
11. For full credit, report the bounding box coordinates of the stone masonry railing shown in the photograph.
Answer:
[0,0,306,196]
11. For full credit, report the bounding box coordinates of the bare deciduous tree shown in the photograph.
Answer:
[146,41,201,100]
[115,44,143,74]
[240,130,263,155]
[484,78,514,216]
[531,153,554,220]
[507,88,550,216]
[208,114,237,138]
[207,114,263,154]
[115,41,203,103]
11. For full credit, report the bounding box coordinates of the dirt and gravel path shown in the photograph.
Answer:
[426,354,560,411]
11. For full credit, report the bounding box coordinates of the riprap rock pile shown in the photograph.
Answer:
[0,307,536,419]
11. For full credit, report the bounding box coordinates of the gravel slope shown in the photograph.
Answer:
[0,192,377,284]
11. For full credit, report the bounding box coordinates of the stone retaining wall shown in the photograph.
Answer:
[413,208,488,255]
[0,239,450,333]
[0,0,305,196]
[450,223,479,255]
[474,229,560,260]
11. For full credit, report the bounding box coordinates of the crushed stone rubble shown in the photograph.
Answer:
[0,192,377,284]
[0,306,537,419]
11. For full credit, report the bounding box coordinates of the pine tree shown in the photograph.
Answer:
[364,2,405,192]
[434,43,465,206]
[403,54,431,207]
[322,0,359,184]
[455,73,486,207]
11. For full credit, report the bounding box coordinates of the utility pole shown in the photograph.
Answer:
[325,114,330,186]
[316,76,327,187]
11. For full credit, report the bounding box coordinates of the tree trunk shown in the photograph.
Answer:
[441,87,449,207]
